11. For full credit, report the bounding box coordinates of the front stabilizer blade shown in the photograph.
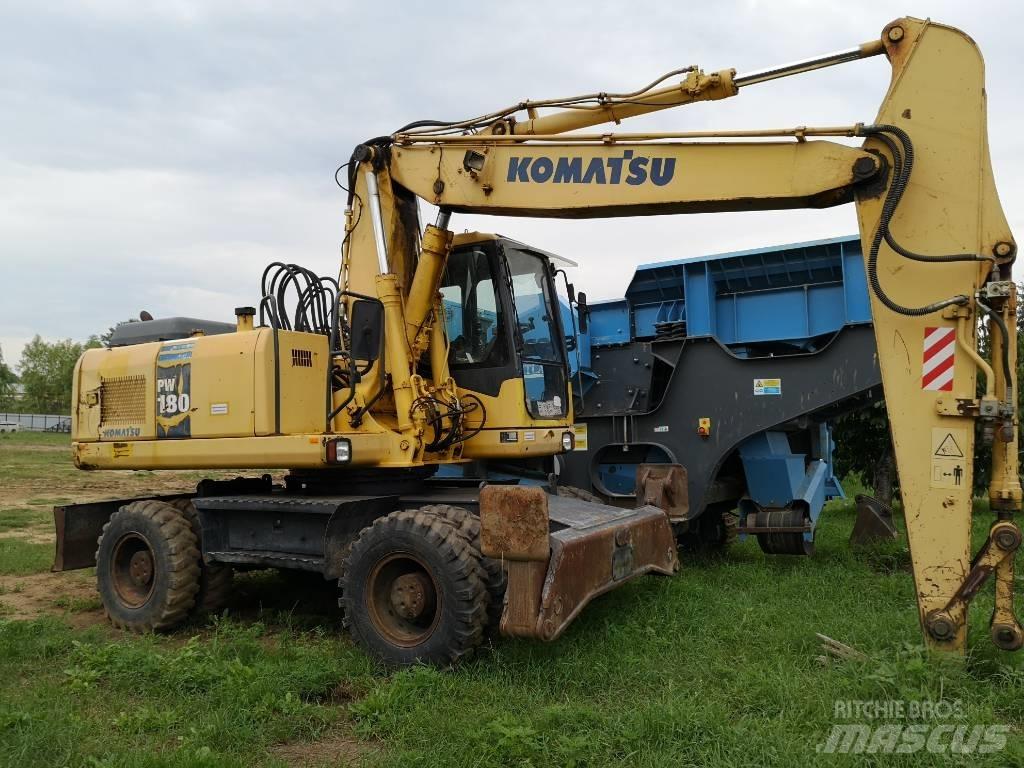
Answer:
[480,486,678,641]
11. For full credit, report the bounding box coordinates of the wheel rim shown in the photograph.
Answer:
[111,533,157,608]
[366,552,441,647]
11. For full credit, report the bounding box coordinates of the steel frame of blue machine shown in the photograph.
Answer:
[557,235,879,552]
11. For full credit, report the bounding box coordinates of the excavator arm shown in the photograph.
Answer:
[350,16,1019,652]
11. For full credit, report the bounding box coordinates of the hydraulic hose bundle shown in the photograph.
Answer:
[860,123,1014,427]
[859,123,989,316]
[411,392,486,453]
[259,262,339,337]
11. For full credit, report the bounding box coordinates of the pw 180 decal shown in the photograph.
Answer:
[506,151,676,186]
[156,341,194,438]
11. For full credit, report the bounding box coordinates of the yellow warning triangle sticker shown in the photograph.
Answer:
[934,432,964,458]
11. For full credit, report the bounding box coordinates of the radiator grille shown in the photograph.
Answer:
[291,349,313,368]
[100,375,146,423]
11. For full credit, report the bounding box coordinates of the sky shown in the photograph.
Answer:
[2,0,1022,369]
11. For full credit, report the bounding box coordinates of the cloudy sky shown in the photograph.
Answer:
[2,0,1021,368]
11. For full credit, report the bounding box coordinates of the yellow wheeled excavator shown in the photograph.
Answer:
[55,16,1019,662]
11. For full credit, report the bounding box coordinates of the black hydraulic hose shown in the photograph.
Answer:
[865,126,989,265]
[859,125,975,316]
[258,294,280,329]
[328,347,361,424]
[258,295,282,435]
[349,375,390,428]
[259,263,342,428]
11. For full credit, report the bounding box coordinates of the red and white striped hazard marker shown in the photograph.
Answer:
[922,326,956,391]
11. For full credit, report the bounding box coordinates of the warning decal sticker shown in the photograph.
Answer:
[573,424,588,451]
[922,327,955,391]
[930,427,967,489]
[934,432,964,458]
[754,378,782,396]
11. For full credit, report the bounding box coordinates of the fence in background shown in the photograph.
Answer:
[0,412,72,432]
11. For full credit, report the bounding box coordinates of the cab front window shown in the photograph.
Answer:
[504,246,568,419]
[440,247,506,367]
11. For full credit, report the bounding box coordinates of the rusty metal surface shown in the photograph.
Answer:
[53,493,188,572]
[548,494,633,527]
[500,499,677,641]
[499,560,547,638]
[636,463,689,520]
[479,485,550,561]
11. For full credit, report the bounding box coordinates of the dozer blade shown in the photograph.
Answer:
[850,493,899,546]
[479,485,678,642]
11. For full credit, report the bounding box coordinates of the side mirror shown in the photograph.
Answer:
[566,282,577,304]
[350,299,383,362]
[577,291,589,333]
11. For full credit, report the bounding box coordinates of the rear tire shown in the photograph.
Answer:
[677,504,738,553]
[95,499,200,632]
[167,498,234,617]
[339,509,488,666]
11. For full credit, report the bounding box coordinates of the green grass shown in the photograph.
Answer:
[53,594,103,613]
[1,431,1022,766]
[0,501,1022,767]
[0,431,70,447]
[0,508,45,531]
[0,618,371,768]
[0,540,52,575]
[0,431,78,484]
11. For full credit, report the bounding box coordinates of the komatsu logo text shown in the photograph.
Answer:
[506,151,675,186]
[102,426,141,439]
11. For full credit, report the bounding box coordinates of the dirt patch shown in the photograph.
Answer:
[1,473,202,511]
[269,729,375,768]
[0,527,55,544]
[0,570,107,628]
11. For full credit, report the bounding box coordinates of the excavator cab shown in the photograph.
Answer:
[441,234,575,460]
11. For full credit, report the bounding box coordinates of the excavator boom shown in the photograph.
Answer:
[361,16,1018,652]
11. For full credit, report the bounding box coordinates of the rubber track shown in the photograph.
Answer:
[96,499,200,632]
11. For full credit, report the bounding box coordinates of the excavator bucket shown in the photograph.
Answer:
[479,485,678,641]
[849,493,899,546]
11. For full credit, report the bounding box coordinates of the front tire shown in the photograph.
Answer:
[339,509,488,666]
[416,504,507,632]
[95,499,201,632]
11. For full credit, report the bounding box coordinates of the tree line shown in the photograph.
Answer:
[0,336,101,414]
